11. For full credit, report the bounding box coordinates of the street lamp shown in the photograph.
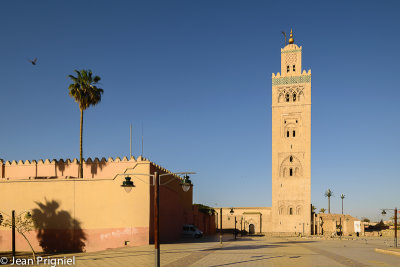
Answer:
[381,208,398,248]
[121,176,135,193]
[181,175,192,192]
[229,208,237,240]
[120,171,194,267]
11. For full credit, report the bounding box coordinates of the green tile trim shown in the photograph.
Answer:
[281,48,302,54]
[272,75,311,86]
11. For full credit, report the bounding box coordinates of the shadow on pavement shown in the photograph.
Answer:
[210,255,285,267]
[272,240,316,244]
[202,244,284,251]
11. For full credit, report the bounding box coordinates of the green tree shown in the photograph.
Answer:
[1,212,36,260]
[324,189,333,214]
[319,208,326,213]
[68,70,104,178]
[375,219,386,230]
[312,205,317,213]
[361,217,370,223]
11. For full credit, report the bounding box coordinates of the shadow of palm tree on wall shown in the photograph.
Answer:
[89,158,107,178]
[56,160,69,177]
[32,199,86,253]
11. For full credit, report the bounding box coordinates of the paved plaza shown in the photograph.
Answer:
[4,235,399,267]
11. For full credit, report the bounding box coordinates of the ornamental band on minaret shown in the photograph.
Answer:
[271,29,312,234]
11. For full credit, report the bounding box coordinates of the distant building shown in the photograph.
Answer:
[316,214,364,236]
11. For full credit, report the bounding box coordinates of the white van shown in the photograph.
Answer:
[182,224,203,238]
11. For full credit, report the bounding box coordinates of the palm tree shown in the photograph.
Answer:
[319,208,326,213]
[340,194,345,214]
[68,69,104,178]
[324,189,333,214]
[312,205,317,213]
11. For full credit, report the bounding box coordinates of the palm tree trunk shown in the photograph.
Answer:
[80,109,83,178]
[341,199,343,214]
[328,197,330,214]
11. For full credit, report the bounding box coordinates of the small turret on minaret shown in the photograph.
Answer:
[279,29,302,76]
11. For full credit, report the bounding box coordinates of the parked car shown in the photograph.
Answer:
[182,224,203,238]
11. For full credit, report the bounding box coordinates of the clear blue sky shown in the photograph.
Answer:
[1,0,399,221]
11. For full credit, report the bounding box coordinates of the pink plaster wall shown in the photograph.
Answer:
[0,157,194,252]
[192,206,216,235]
[148,165,194,244]
[0,227,149,252]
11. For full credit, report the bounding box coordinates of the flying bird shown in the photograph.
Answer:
[28,58,38,65]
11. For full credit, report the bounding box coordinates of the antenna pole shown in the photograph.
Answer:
[130,124,132,158]
[141,122,144,156]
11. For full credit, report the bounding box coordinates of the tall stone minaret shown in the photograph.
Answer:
[271,29,311,234]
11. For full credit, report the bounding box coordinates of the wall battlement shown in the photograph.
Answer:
[272,69,311,78]
[0,155,178,180]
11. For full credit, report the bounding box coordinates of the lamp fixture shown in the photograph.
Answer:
[181,175,193,192]
[121,176,135,193]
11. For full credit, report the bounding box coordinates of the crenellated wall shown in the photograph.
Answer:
[0,156,151,179]
[0,156,193,252]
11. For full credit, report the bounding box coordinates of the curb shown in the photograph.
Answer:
[375,248,400,257]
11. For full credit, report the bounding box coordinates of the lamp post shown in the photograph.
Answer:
[220,208,223,246]
[120,171,194,267]
[381,208,398,248]
[229,208,237,240]
[12,210,15,258]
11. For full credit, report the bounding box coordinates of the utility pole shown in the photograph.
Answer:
[154,172,160,267]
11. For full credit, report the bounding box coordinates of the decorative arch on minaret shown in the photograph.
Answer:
[279,155,303,178]
[277,87,305,103]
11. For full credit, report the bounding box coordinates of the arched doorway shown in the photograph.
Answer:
[249,224,255,235]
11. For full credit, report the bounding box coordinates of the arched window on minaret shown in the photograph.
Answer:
[285,94,290,102]
[293,93,296,102]
[280,155,303,177]
[293,65,296,72]
[287,65,290,72]
[296,206,302,215]
[279,206,285,215]
[289,207,293,215]
[293,130,296,137]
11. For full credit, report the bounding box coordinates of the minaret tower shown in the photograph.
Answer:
[271,29,311,234]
